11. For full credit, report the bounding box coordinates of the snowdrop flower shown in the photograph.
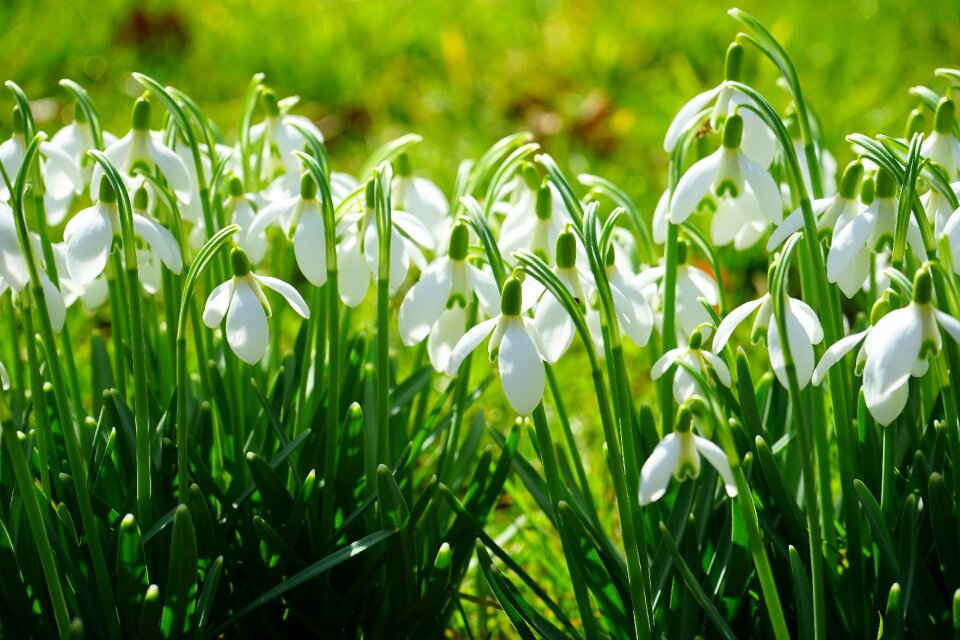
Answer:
[531,229,592,364]
[445,276,545,416]
[635,242,718,341]
[63,180,183,286]
[652,189,670,245]
[336,179,434,307]
[664,43,775,167]
[50,107,119,193]
[669,114,782,245]
[923,182,960,238]
[639,405,738,506]
[793,141,837,197]
[767,160,864,251]
[942,207,960,275]
[712,287,823,389]
[90,97,193,205]
[0,107,83,223]
[585,245,655,349]
[394,153,450,250]
[0,200,68,331]
[836,269,960,425]
[203,247,309,364]
[223,176,266,265]
[826,168,925,298]
[921,98,960,179]
[398,222,499,372]
[652,329,731,405]
[499,179,571,265]
[248,173,329,286]
[251,90,325,183]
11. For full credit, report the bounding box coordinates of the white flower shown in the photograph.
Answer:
[942,208,960,275]
[669,115,782,237]
[858,270,960,425]
[652,189,670,245]
[585,247,655,350]
[499,180,572,265]
[336,180,434,307]
[664,44,775,167]
[49,110,119,192]
[826,169,925,298]
[0,109,83,224]
[394,154,450,250]
[713,291,823,389]
[921,98,960,179]
[767,160,864,252]
[652,330,731,405]
[0,201,68,331]
[219,176,267,265]
[250,90,324,182]
[398,222,499,372]
[445,277,545,416]
[90,97,193,205]
[63,181,182,286]
[639,409,738,506]
[202,248,309,364]
[635,250,718,341]
[922,182,960,238]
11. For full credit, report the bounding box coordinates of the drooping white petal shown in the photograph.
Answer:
[225,279,269,364]
[739,152,782,224]
[256,275,310,318]
[672,352,700,403]
[146,136,193,203]
[811,329,869,386]
[40,274,66,332]
[248,196,296,238]
[0,204,30,291]
[651,348,685,380]
[445,317,498,376]
[466,264,500,316]
[827,210,875,284]
[767,310,816,389]
[611,280,653,346]
[39,141,83,196]
[428,305,467,373]
[788,299,824,344]
[701,350,732,387]
[935,309,960,344]
[498,320,546,415]
[393,210,436,250]
[534,292,575,364]
[766,197,831,251]
[865,379,910,426]
[293,212,327,286]
[63,204,114,285]
[693,436,738,497]
[862,307,922,424]
[669,150,722,224]
[664,86,721,152]
[398,258,453,346]
[730,92,776,168]
[337,234,371,308]
[132,213,183,274]
[652,190,670,245]
[639,433,683,505]
[202,279,235,327]
[713,296,765,352]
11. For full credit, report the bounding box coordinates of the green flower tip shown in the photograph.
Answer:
[723,42,744,82]
[365,178,376,209]
[875,168,896,199]
[838,161,864,199]
[500,276,523,316]
[688,329,703,350]
[131,97,151,131]
[905,108,925,139]
[677,239,689,265]
[11,106,24,134]
[535,182,552,220]
[448,221,470,261]
[434,543,452,569]
[935,97,955,134]
[675,404,693,433]
[133,186,149,210]
[396,152,412,177]
[721,113,743,149]
[870,297,891,325]
[913,268,932,305]
[521,162,540,191]
[120,513,136,530]
[605,243,616,267]
[300,173,318,200]
[228,175,244,198]
[261,89,280,118]
[556,230,577,268]
[860,173,876,204]
[231,247,252,277]
[98,177,117,204]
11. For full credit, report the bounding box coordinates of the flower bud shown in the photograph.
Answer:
[875,168,896,199]
[228,175,244,198]
[688,329,703,350]
[535,182,552,220]
[904,108,926,139]
[723,42,744,82]
[556,229,577,269]
[870,297,891,325]
[934,97,955,135]
[838,161,864,200]
[131,97,151,131]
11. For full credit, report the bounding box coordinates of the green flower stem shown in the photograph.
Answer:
[0,392,72,639]
[107,250,129,398]
[530,404,601,639]
[881,415,899,517]
[15,138,119,638]
[437,303,477,484]
[19,297,55,493]
[660,223,680,437]
[374,166,392,465]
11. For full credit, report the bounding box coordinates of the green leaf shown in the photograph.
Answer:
[160,505,198,638]
[116,513,149,638]
[246,451,294,525]
[191,556,222,638]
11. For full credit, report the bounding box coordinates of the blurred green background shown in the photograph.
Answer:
[3,0,960,214]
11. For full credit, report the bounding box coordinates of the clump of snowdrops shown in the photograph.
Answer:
[3,8,960,639]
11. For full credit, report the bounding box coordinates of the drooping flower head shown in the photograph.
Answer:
[394,152,450,250]
[921,98,960,179]
[652,328,732,405]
